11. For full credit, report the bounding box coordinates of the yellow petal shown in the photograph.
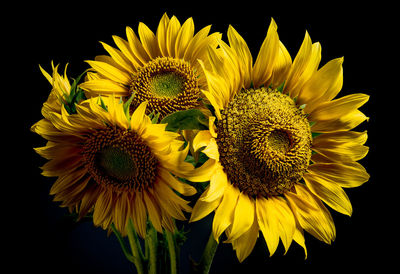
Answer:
[268,41,292,88]
[256,197,279,256]
[311,109,369,133]
[190,187,221,222]
[309,93,369,122]
[228,192,255,241]
[284,32,321,98]
[285,184,336,244]
[253,18,279,88]
[86,60,131,85]
[126,26,149,65]
[299,57,344,112]
[130,101,148,133]
[112,35,142,69]
[159,167,197,196]
[212,182,240,241]
[271,197,296,253]
[143,191,162,232]
[166,15,181,57]
[307,162,369,188]
[100,41,135,73]
[131,192,147,238]
[304,173,353,216]
[202,138,219,160]
[79,79,128,95]
[232,214,259,262]
[156,13,170,57]
[200,166,227,202]
[138,22,160,59]
[192,130,213,152]
[175,17,194,59]
[182,158,217,182]
[312,131,369,162]
[227,25,253,87]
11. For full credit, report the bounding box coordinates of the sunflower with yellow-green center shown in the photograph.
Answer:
[31,94,214,237]
[80,13,221,118]
[189,18,370,261]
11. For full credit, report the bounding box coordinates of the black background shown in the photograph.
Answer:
[7,2,395,273]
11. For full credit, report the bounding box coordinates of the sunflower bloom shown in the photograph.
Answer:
[189,18,370,262]
[80,13,221,118]
[31,96,214,237]
[39,62,72,115]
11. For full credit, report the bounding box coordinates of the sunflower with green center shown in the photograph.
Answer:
[31,93,214,237]
[80,13,221,118]
[189,18,370,261]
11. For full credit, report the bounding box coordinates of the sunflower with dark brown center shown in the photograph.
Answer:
[31,96,216,237]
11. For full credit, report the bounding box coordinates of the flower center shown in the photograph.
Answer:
[130,57,200,118]
[216,88,312,197]
[83,127,159,192]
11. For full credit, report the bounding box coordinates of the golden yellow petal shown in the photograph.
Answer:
[159,168,197,196]
[253,18,279,88]
[100,41,135,74]
[125,26,149,65]
[312,131,369,162]
[299,57,344,112]
[202,138,219,160]
[79,79,128,95]
[268,41,292,88]
[231,213,259,262]
[143,191,163,232]
[311,109,369,133]
[166,15,181,57]
[175,17,194,59]
[181,158,217,182]
[304,173,353,216]
[228,192,255,241]
[199,166,227,202]
[285,31,321,98]
[212,182,240,242]
[309,93,369,122]
[138,22,160,59]
[307,162,369,188]
[156,13,170,57]
[86,60,131,85]
[192,130,213,152]
[190,187,221,222]
[285,184,336,244]
[256,197,280,256]
[227,25,253,87]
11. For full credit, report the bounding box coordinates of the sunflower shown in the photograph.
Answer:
[79,13,221,118]
[38,62,72,115]
[31,95,214,237]
[189,18,370,261]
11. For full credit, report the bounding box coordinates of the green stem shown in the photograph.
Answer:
[111,223,135,264]
[165,229,177,274]
[146,223,158,274]
[197,232,219,274]
[127,219,145,274]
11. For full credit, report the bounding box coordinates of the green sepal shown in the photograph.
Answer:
[160,109,208,132]
[98,96,108,111]
[312,132,322,138]
[123,92,136,118]
[276,81,285,93]
[62,70,88,114]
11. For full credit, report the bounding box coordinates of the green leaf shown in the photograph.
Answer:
[160,109,208,132]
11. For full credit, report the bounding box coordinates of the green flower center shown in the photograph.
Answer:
[83,127,159,191]
[130,57,200,118]
[216,88,312,197]
[150,72,185,97]
[97,147,138,181]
